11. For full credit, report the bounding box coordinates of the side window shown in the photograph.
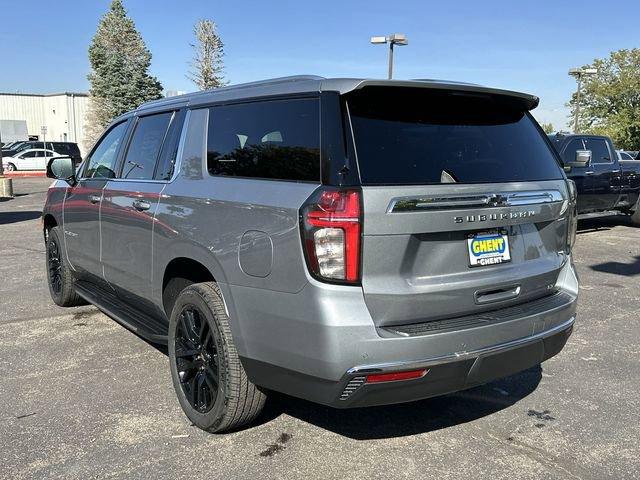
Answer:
[585,139,611,164]
[20,151,39,158]
[84,121,129,179]
[561,138,586,164]
[121,112,173,180]
[206,98,320,182]
[155,110,185,180]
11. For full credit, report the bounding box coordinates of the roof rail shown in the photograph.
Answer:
[138,75,325,110]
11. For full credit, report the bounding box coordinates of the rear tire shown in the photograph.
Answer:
[168,282,266,433]
[46,226,86,307]
[630,208,640,227]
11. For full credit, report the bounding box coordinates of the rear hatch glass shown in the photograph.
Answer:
[347,87,563,185]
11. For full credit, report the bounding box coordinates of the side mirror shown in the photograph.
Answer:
[567,149,592,168]
[47,156,76,186]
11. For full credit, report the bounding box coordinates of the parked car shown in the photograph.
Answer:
[43,76,578,433]
[548,133,640,224]
[3,141,81,166]
[2,148,58,171]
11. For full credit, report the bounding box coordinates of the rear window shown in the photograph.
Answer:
[207,98,320,182]
[347,88,563,185]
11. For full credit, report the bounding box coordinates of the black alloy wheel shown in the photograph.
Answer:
[47,236,63,295]
[174,306,219,413]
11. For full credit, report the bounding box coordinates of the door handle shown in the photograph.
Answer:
[132,199,151,211]
[89,194,101,204]
[584,171,595,175]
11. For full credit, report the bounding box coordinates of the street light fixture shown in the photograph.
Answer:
[370,33,408,79]
[568,67,598,133]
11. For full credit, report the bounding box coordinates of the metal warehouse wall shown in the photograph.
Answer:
[0,92,88,155]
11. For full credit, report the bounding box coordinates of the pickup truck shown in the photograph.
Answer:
[548,133,640,225]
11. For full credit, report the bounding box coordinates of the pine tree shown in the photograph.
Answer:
[84,0,163,150]
[187,19,226,91]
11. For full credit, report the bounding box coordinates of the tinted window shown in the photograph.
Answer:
[561,137,612,165]
[122,112,173,180]
[84,122,128,179]
[348,88,563,185]
[561,138,586,164]
[21,151,39,158]
[585,138,611,164]
[155,110,185,180]
[52,143,70,155]
[207,98,320,181]
[16,142,40,153]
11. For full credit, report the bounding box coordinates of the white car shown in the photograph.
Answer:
[2,148,58,171]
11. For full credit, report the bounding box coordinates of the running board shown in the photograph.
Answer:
[578,210,625,220]
[74,281,168,345]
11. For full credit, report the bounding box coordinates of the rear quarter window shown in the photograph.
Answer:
[347,88,563,185]
[206,98,320,182]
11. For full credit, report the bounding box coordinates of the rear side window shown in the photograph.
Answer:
[206,98,320,182]
[52,143,69,155]
[122,112,173,179]
[347,88,563,185]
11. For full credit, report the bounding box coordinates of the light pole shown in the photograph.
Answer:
[568,67,597,133]
[371,33,408,79]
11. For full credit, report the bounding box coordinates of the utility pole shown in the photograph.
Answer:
[569,67,598,133]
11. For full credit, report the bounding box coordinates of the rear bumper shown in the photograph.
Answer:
[335,316,573,407]
[231,257,578,408]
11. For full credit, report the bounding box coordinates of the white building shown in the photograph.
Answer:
[0,91,88,154]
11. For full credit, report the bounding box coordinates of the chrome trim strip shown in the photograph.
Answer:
[347,316,575,375]
[387,190,564,213]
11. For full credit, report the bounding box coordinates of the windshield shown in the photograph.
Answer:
[347,87,563,185]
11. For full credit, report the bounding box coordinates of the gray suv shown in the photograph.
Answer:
[43,76,578,433]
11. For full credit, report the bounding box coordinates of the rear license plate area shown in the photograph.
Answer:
[467,230,511,268]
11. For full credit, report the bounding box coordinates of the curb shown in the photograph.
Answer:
[1,171,46,178]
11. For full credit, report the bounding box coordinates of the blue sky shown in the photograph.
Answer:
[0,0,638,129]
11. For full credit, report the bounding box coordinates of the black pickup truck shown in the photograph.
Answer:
[548,133,640,225]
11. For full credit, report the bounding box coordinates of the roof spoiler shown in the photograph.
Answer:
[344,79,539,111]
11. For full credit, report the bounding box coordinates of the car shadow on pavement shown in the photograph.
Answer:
[256,365,542,440]
[577,215,632,233]
[590,255,640,277]
[0,210,42,224]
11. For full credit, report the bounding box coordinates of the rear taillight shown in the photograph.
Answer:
[301,188,362,283]
[566,179,578,253]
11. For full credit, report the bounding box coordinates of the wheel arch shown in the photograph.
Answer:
[42,213,58,241]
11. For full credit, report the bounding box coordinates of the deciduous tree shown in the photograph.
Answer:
[568,49,640,150]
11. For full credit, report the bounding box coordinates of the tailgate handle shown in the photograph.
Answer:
[474,285,521,305]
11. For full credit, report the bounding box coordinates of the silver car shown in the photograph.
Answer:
[43,76,578,433]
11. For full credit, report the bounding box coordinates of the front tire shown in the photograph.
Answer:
[46,227,86,307]
[168,282,266,433]
[5,163,16,172]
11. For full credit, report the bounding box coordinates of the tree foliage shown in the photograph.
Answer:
[84,0,163,150]
[540,122,554,134]
[568,49,640,150]
[187,19,226,90]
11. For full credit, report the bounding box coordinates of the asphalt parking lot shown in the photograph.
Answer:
[1,177,639,480]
